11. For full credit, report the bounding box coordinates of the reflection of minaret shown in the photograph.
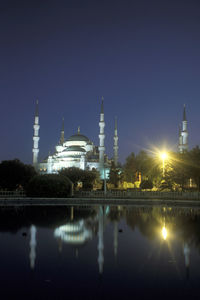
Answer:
[113,117,118,167]
[29,225,37,269]
[114,221,118,257]
[98,206,104,274]
[71,206,74,221]
[58,237,63,252]
[183,243,190,280]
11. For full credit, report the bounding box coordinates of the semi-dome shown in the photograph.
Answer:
[64,146,86,152]
[67,134,90,142]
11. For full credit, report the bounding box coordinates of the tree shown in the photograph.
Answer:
[135,151,151,178]
[81,169,97,190]
[108,162,121,188]
[123,153,137,182]
[26,174,72,197]
[59,167,84,188]
[164,151,190,191]
[187,147,200,190]
[59,167,97,190]
[140,180,153,190]
[0,159,37,190]
[123,151,162,187]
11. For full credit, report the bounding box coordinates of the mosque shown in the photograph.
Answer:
[32,100,188,178]
[32,98,119,178]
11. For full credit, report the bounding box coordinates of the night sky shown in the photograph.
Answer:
[1,0,200,164]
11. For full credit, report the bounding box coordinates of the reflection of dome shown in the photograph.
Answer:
[67,134,90,142]
[54,220,93,245]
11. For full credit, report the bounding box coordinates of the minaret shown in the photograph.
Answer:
[60,117,65,145]
[32,100,40,168]
[98,97,105,178]
[29,225,37,269]
[178,105,188,153]
[97,206,104,274]
[178,124,183,148]
[113,117,118,167]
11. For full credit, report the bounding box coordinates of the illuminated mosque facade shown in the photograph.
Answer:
[32,100,188,177]
[32,98,119,178]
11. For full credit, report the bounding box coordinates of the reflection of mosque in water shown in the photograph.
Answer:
[27,206,200,277]
[29,206,116,274]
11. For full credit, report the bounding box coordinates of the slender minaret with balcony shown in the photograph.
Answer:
[113,117,118,167]
[60,117,65,145]
[178,105,188,153]
[32,100,40,168]
[98,97,105,178]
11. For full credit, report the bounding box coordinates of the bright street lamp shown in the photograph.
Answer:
[160,152,168,177]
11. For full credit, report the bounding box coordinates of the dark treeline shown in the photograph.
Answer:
[120,146,200,191]
[1,146,200,193]
[0,160,99,196]
[0,159,36,191]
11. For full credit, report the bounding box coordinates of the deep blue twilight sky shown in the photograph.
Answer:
[1,0,200,164]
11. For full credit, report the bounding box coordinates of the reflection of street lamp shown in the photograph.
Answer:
[162,226,167,240]
[160,152,168,177]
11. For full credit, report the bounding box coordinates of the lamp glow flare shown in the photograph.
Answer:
[160,152,168,177]
[162,226,167,240]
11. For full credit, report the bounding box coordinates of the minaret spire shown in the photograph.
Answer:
[99,96,105,179]
[35,99,39,117]
[113,117,118,167]
[60,117,65,145]
[32,100,40,168]
[183,104,187,121]
[101,97,104,113]
[178,105,188,153]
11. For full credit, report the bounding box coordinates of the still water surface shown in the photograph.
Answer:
[0,205,200,299]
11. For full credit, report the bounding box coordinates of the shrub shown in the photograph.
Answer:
[59,167,97,190]
[26,174,72,198]
[82,182,93,191]
[140,180,153,190]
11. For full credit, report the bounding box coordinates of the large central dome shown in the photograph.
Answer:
[67,134,90,142]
